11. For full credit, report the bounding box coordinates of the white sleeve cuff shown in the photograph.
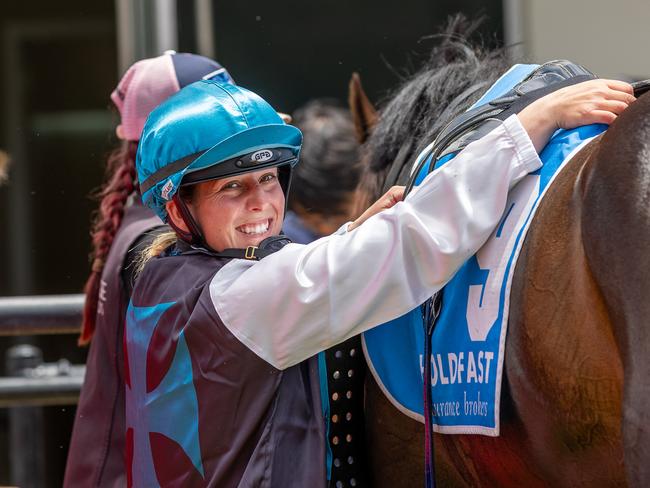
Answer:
[504,114,543,173]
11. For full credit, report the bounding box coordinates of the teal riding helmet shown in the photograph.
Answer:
[137,80,303,225]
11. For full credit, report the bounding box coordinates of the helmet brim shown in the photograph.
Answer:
[183,123,302,179]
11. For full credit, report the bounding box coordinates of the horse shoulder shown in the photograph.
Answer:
[581,92,650,486]
[506,138,625,485]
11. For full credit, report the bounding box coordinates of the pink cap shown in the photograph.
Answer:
[111,52,234,141]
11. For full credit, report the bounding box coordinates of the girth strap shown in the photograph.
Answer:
[324,336,368,487]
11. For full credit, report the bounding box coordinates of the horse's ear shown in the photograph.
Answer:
[348,72,378,144]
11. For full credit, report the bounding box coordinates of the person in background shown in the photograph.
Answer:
[283,99,362,244]
[0,150,10,185]
[64,51,234,488]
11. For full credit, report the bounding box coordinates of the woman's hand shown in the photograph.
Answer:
[348,186,405,231]
[518,79,635,152]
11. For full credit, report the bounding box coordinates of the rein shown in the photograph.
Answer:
[422,293,443,488]
[632,79,650,98]
[380,81,491,195]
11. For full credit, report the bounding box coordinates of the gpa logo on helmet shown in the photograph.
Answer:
[251,149,274,164]
[161,179,175,201]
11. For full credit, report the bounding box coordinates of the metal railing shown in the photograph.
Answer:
[0,294,87,488]
[0,293,84,336]
[0,294,85,407]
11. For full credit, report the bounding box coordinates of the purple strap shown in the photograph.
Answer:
[422,293,442,488]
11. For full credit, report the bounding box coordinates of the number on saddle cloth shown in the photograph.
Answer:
[404,60,597,195]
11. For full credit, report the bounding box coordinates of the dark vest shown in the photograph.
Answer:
[125,246,327,487]
[64,202,161,488]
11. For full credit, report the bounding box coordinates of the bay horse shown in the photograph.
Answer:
[350,32,650,487]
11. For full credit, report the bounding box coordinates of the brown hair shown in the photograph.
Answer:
[79,140,138,345]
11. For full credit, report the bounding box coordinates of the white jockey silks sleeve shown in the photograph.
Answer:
[211,114,541,370]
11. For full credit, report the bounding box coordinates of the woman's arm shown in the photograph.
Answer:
[212,115,538,369]
[347,79,636,229]
[213,80,635,370]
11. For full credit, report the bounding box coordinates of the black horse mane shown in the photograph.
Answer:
[360,15,513,201]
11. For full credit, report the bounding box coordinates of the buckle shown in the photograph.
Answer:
[244,246,258,260]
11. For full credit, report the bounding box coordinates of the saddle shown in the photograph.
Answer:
[406,61,650,195]
[405,59,596,194]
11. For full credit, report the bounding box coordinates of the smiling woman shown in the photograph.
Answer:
[167,167,285,251]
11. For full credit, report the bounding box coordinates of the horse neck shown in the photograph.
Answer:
[581,93,650,485]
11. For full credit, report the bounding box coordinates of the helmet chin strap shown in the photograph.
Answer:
[170,194,210,249]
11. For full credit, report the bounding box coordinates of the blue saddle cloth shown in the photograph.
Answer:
[363,64,607,435]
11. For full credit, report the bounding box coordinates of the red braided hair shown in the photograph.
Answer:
[79,140,139,345]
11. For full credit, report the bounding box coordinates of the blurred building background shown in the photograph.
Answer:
[504,0,650,80]
[0,0,647,485]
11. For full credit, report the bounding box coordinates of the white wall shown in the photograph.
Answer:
[505,0,650,79]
